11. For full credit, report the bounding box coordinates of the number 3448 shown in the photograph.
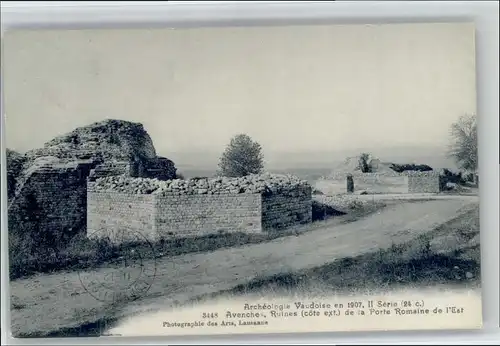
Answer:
[202,312,218,319]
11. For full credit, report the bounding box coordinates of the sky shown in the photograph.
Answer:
[3,22,476,167]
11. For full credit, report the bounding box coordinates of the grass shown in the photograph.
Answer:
[196,203,480,300]
[9,198,384,281]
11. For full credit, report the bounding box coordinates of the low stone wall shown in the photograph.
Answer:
[262,186,312,230]
[87,173,312,242]
[316,170,444,195]
[407,171,441,193]
[328,171,403,179]
[315,173,408,195]
[156,194,262,238]
[87,192,156,243]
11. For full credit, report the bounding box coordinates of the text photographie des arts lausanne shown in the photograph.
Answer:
[3,22,481,338]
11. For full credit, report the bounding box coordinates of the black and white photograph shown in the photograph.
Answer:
[2,22,481,338]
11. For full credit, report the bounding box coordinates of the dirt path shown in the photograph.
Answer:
[10,197,477,337]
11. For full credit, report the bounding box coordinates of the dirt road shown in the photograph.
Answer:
[10,197,477,337]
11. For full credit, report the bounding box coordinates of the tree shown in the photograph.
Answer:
[218,134,264,177]
[357,153,373,173]
[448,114,477,173]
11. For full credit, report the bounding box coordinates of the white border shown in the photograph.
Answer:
[1,1,498,345]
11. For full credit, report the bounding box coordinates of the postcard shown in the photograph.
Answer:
[2,22,480,338]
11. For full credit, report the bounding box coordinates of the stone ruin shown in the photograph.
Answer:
[7,119,178,247]
[315,155,444,195]
[7,119,314,247]
[87,173,313,243]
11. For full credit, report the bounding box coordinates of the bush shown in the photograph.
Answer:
[389,163,433,173]
[358,153,373,173]
[439,168,466,190]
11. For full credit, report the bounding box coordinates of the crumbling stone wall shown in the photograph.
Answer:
[349,173,408,194]
[316,172,408,195]
[6,149,26,201]
[87,174,312,242]
[129,156,177,181]
[88,161,132,181]
[8,162,94,246]
[8,119,178,249]
[28,119,158,163]
[317,171,444,195]
[407,171,441,193]
[87,157,177,182]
